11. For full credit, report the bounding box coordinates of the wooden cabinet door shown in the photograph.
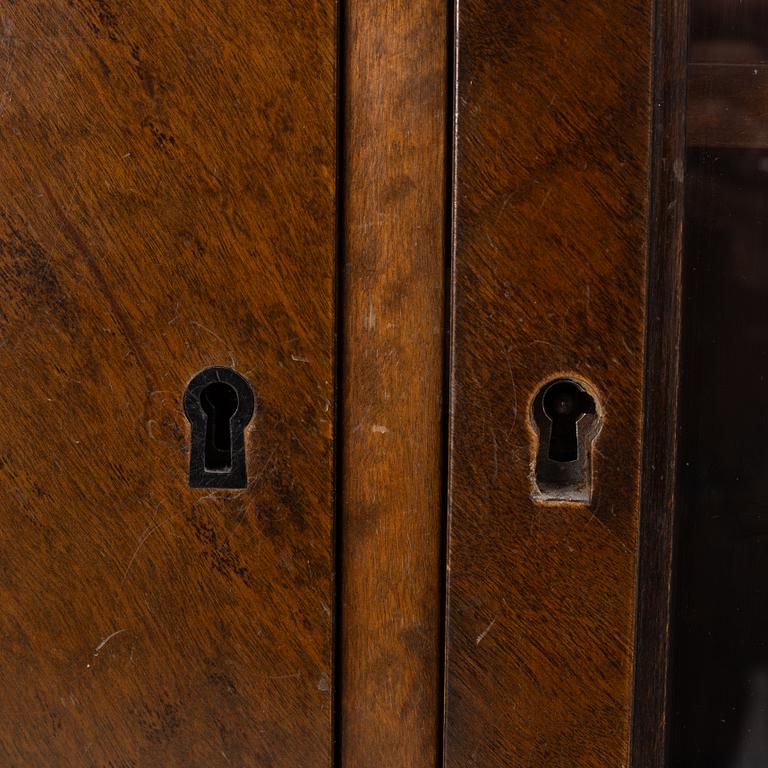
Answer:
[0,1,695,766]
[0,3,336,766]
[443,1,655,766]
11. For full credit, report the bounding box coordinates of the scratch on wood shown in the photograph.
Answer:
[189,319,227,346]
[93,628,128,657]
[476,619,496,646]
[121,511,180,583]
[363,298,376,330]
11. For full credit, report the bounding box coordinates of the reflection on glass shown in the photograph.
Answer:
[690,0,768,64]
[670,147,768,766]
[668,1,768,763]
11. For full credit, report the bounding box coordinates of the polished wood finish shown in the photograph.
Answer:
[0,3,336,765]
[444,1,653,765]
[630,0,688,764]
[339,0,447,764]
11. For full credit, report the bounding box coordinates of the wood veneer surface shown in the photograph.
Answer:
[445,1,654,765]
[0,3,336,765]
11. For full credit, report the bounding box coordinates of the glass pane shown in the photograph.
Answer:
[690,0,768,64]
[669,2,768,764]
[670,145,768,766]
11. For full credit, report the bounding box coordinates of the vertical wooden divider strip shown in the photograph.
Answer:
[339,1,447,765]
[630,0,688,764]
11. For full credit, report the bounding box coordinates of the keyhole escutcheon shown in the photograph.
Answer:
[531,377,601,502]
[183,366,255,488]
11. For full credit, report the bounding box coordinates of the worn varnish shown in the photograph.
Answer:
[339,0,447,765]
[444,1,653,765]
[0,3,335,766]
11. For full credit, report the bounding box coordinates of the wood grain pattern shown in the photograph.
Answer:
[630,0,688,764]
[338,0,447,765]
[444,1,653,765]
[0,3,336,766]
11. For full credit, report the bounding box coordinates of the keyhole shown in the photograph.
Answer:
[542,380,594,462]
[531,377,601,503]
[200,381,239,471]
[183,366,255,489]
